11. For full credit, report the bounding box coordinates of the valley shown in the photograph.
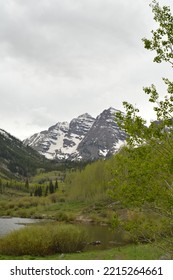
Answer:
[0,108,173,260]
[0,150,173,260]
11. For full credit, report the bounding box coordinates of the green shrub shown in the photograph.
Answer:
[54,211,75,223]
[115,210,172,244]
[51,224,87,253]
[0,223,88,256]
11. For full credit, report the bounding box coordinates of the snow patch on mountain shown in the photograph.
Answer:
[0,129,11,140]
[24,108,126,161]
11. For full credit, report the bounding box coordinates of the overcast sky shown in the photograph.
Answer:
[0,0,172,140]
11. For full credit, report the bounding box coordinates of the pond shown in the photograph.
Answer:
[0,217,126,250]
[0,217,41,236]
[79,223,126,251]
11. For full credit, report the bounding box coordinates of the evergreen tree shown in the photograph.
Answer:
[34,188,38,197]
[55,179,59,190]
[34,186,42,197]
[38,186,42,197]
[49,180,55,194]
[45,185,49,196]
[25,178,29,190]
[0,179,2,194]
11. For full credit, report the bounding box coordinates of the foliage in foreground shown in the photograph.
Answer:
[0,223,88,256]
[113,0,173,255]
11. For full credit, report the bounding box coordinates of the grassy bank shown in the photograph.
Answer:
[0,190,115,225]
[0,242,165,260]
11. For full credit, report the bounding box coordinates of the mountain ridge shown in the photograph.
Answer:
[24,107,126,161]
[0,128,56,179]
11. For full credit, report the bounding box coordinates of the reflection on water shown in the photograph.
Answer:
[78,224,125,250]
[0,217,40,236]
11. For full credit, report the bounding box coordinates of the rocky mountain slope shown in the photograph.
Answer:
[0,129,55,179]
[77,108,126,161]
[24,108,126,161]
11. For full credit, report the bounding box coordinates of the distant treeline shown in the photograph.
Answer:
[0,178,59,197]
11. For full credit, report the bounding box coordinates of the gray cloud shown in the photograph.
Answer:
[0,0,172,139]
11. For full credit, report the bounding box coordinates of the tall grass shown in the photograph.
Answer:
[0,223,88,256]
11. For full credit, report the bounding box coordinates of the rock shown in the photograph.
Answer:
[159,253,172,260]
[89,241,101,246]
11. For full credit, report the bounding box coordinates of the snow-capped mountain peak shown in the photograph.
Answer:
[24,108,126,161]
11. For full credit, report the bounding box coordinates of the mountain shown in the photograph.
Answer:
[24,108,126,161]
[0,129,56,179]
[77,108,126,161]
[24,113,95,160]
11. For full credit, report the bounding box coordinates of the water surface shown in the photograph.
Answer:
[0,217,40,236]
[79,223,125,250]
[0,218,125,250]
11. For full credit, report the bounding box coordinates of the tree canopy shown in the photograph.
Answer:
[116,0,173,148]
[113,1,173,248]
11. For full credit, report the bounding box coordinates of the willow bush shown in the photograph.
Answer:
[0,223,88,256]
